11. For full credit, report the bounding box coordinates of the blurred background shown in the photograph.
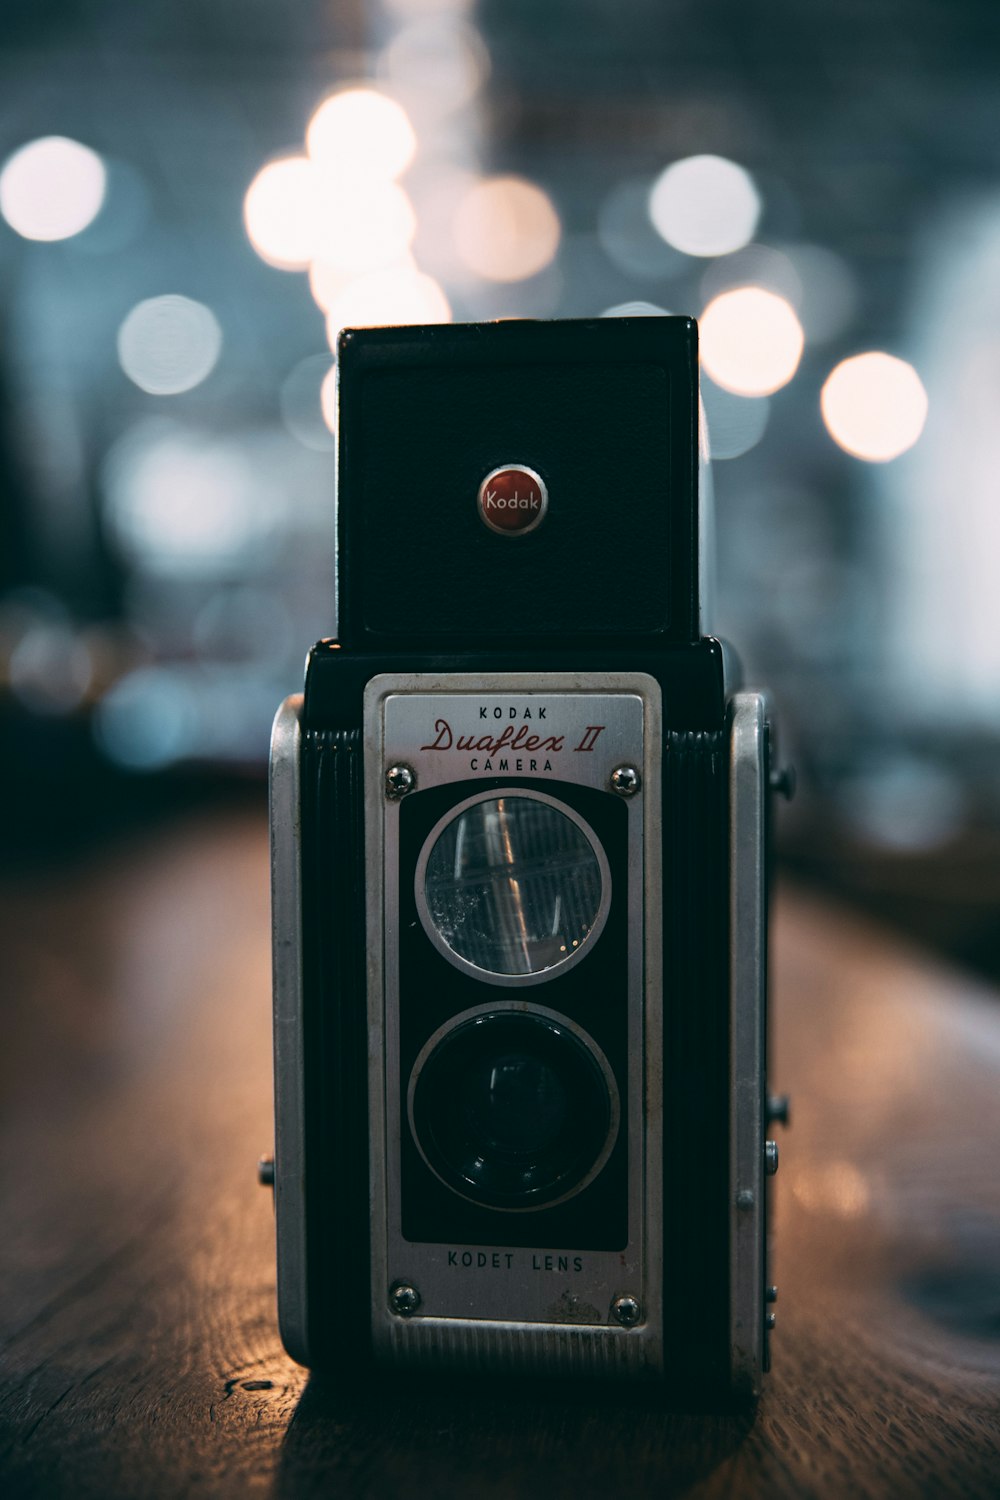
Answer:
[2,0,999,979]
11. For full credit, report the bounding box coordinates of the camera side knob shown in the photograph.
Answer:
[257,1154,274,1188]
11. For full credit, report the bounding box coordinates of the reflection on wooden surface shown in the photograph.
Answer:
[0,808,998,1498]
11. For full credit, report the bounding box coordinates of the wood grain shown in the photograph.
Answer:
[1,807,998,1498]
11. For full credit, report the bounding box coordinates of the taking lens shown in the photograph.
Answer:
[408,1009,618,1210]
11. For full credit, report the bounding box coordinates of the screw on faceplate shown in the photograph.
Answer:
[389,1283,421,1317]
[610,765,640,797]
[611,1295,641,1328]
[385,764,415,799]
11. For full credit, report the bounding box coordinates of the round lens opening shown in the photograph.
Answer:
[408,1009,618,1211]
[417,793,608,981]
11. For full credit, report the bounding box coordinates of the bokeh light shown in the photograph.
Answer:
[95,666,200,770]
[600,300,670,318]
[243,157,317,270]
[406,165,478,278]
[192,586,295,666]
[280,354,337,451]
[453,175,560,282]
[102,422,281,575]
[325,267,451,348]
[308,259,351,313]
[597,178,690,280]
[649,155,760,258]
[117,295,223,395]
[313,180,417,274]
[382,0,474,15]
[701,243,802,309]
[836,755,965,851]
[310,251,419,313]
[10,620,93,715]
[320,365,338,435]
[781,242,859,344]
[791,1160,872,1220]
[821,352,928,461]
[379,17,490,122]
[0,136,106,242]
[306,88,416,182]
[96,663,288,768]
[700,287,804,396]
[700,376,771,460]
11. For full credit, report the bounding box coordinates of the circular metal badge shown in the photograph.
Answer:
[477,464,548,536]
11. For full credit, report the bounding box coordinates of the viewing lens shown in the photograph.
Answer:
[409,1010,617,1209]
[420,794,607,978]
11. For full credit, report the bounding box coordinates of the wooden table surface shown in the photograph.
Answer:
[2,804,998,1499]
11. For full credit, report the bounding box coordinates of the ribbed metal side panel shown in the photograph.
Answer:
[380,1318,660,1379]
[662,727,729,1398]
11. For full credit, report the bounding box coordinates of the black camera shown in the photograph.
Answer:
[267,317,785,1405]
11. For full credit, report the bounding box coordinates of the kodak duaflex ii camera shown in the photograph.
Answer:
[268,317,785,1406]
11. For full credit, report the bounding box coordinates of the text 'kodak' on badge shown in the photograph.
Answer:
[477,464,548,537]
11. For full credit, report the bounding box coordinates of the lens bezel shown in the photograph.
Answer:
[407,1002,621,1213]
[414,788,612,987]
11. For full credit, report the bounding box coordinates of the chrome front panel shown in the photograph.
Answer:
[364,672,664,1377]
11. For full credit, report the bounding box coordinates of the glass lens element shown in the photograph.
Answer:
[422,795,605,976]
[410,1010,616,1210]
[462,1051,569,1155]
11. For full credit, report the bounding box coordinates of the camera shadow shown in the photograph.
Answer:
[273,1367,753,1500]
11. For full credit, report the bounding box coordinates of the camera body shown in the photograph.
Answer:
[268,318,781,1405]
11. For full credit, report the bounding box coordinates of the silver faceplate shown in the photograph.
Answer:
[364,672,664,1378]
[728,691,767,1399]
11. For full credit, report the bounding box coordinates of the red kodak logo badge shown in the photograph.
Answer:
[477,464,548,536]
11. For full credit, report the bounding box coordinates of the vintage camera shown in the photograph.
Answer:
[267,317,786,1405]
